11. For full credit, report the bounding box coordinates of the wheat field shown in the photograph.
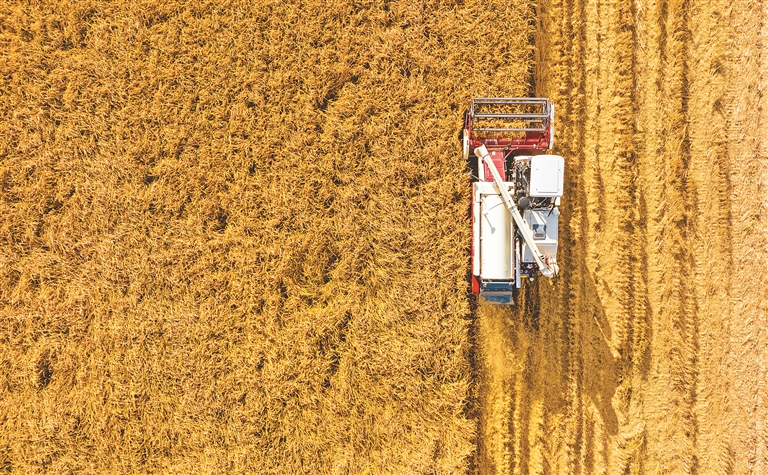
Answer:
[1,0,766,473]
[0,0,532,473]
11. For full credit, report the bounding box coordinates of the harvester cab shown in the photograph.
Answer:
[465,98,564,305]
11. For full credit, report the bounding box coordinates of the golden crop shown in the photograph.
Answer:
[0,0,534,473]
[3,0,766,473]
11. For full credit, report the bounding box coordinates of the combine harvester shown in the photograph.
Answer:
[464,98,564,305]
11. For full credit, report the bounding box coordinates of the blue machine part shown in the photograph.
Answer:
[479,280,517,305]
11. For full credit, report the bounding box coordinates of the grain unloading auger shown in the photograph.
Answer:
[464,98,564,305]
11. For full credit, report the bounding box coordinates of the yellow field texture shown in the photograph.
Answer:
[476,0,768,473]
[0,0,536,473]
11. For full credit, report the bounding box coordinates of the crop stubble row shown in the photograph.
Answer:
[476,0,768,473]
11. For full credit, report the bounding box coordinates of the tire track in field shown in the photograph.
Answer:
[521,280,569,475]
[475,304,519,475]
[558,0,588,471]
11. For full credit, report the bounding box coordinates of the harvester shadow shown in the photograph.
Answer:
[580,267,620,437]
[470,269,620,474]
[470,198,642,470]
[494,262,620,472]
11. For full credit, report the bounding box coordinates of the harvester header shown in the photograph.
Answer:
[464,98,554,151]
[465,98,563,305]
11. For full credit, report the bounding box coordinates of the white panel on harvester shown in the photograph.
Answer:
[529,155,564,197]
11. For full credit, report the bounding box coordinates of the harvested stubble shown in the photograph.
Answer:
[0,0,535,473]
[474,0,768,472]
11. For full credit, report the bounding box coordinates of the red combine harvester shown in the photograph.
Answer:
[463,98,564,305]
